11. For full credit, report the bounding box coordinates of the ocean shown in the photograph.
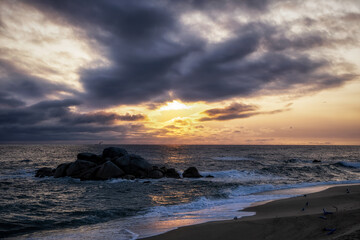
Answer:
[0,145,359,239]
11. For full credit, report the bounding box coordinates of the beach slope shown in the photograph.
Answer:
[143,185,360,240]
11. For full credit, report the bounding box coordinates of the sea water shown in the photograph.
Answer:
[0,145,359,239]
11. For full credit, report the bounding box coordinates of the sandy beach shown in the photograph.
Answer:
[143,184,360,240]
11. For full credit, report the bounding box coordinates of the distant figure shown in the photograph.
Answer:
[305,202,309,207]
[233,216,238,220]
[346,188,350,194]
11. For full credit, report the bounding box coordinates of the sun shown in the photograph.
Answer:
[159,100,191,111]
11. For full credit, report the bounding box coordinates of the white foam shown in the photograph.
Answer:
[200,169,282,183]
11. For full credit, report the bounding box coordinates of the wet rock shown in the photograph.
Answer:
[148,169,164,179]
[95,161,125,180]
[165,168,181,179]
[35,167,54,178]
[205,175,214,178]
[160,166,167,174]
[77,153,104,164]
[80,166,100,181]
[102,147,128,159]
[66,160,97,178]
[183,167,202,178]
[129,154,152,171]
[20,159,32,163]
[54,163,71,178]
[112,155,130,169]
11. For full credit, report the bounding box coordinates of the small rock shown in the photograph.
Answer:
[183,167,202,178]
[205,175,214,178]
[35,167,54,178]
[148,169,164,179]
[312,160,321,163]
[20,159,32,163]
[165,168,181,179]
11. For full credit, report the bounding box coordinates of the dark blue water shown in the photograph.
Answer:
[0,145,359,239]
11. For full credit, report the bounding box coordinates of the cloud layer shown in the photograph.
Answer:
[15,0,357,107]
[0,0,359,142]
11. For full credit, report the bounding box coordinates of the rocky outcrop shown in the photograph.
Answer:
[66,160,97,178]
[35,167,54,178]
[102,147,128,159]
[35,147,207,181]
[112,155,130,169]
[54,163,71,178]
[165,168,181,178]
[77,153,104,164]
[148,169,164,179]
[95,161,124,180]
[183,167,202,178]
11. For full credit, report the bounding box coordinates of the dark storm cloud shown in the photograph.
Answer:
[173,0,270,12]
[0,92,25,108]
[60,112,146,125]
[199,102,290,121]
[0,99,146,142]
[0,59,76,101]
[23,0,356,108]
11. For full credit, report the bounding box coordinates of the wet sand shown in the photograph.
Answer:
[142,184,360,240]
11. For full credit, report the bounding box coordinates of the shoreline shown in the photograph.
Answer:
[142,184,360,240]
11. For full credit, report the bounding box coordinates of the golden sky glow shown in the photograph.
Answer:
[0,0,359,144]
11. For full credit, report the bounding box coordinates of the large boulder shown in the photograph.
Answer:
[80,166,101,181]
[112,155,130,169]
[95,161,125,180]
[182,167,202,178]
[119,154,152,178]
[77,153,104,164]
[54,163,71,178]
[165,168,181,179]
[35,167,54,178]
[66,160,97,178]
[129,154,152,171]
[148,169,164,179]
[102,147,128,159]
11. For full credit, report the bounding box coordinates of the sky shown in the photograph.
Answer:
[0,0,359,145]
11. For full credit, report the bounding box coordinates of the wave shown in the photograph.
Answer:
[335,161,360,169]
[200,169,282,183]
[212,156,253,161]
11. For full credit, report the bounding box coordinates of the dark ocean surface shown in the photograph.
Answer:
[0,145,359,239]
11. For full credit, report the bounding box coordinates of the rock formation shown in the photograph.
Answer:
[35,147,206,181]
